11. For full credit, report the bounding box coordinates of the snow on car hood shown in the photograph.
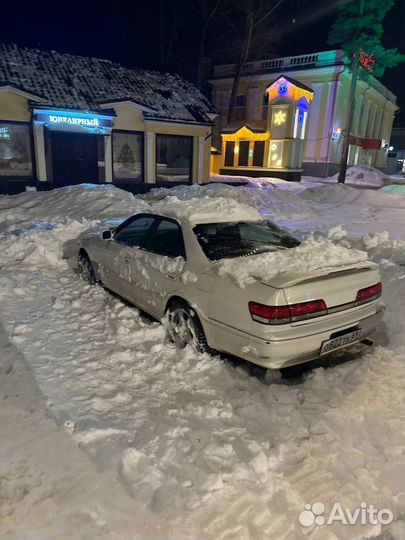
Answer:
[150,195,261,225]
[216,236,370,288]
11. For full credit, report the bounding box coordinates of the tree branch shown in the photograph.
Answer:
[253,0,286,29]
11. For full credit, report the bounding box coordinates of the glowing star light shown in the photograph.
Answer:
[274,110,287,126]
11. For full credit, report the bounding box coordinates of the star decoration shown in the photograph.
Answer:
[274,110,287,126]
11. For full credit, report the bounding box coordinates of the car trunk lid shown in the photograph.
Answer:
[261,262,380,325]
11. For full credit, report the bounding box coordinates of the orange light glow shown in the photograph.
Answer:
[222,125,270,142]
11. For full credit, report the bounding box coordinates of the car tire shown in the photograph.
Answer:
[166,301,210,353]
[78,251,97,286]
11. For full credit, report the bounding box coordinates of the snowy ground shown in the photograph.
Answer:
[210,164,394,189]
[0,180,404,539]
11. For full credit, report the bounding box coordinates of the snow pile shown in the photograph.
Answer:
[217,235,369,287]
[0,181,404,539]
[209,173,307,190]
[0,184,149,273]
[327,226,405,352]
[150,194,261,224]
[0,183,148,224]
[300,183,405,208]
[145,181,319,222]
[327,165,390,187]
[211,166,390,189]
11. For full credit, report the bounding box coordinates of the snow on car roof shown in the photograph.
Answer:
[149,196,262,225]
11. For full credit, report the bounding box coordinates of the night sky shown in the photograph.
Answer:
[3,0,404,123]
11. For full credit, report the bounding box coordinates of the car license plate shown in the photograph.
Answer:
[320,329,361,354]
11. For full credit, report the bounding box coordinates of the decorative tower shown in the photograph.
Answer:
[266,75,314,180]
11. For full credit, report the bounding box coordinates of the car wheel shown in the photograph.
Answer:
[78,252,96,285]
[166,301,209,353]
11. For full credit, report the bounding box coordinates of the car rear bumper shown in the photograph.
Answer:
[229,303,385,369]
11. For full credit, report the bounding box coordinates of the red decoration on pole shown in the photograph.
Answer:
[352,50,375,72]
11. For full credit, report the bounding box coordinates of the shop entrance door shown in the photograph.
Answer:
[50,131,98,186]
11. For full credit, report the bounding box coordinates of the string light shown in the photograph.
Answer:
[222,125,270,142]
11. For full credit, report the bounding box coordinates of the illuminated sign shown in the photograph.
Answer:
[33,109,114,133]
[49,115,99,127]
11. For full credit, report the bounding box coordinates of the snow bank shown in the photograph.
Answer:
[211,167,391,189]
[300,183,405,208]
[218,235,369,288]
[0,184,149,272]
[327,226,405,352]
[209,173,303,190]
[0,183,148,224]
[326,165,390,187]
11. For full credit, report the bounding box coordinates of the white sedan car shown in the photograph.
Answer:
[77,207,384,370]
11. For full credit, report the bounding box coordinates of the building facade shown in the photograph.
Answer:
[0,44,217,194]
[210,50,398,178]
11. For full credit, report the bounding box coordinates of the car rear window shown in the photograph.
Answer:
[193,221,300,261]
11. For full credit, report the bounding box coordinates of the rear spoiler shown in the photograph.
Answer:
[261,262,378,289]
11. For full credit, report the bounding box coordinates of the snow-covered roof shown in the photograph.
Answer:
[0,43,217,124]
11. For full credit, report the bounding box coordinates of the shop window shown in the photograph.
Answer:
[0,122,33,178]
[156,134,192,182]
[238,141,249,166]
[113,131,143,181]
[224,141,235,166]
[253,141,265,166]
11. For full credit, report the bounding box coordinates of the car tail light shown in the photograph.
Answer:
[356,282,382,305]
[249,299,327,325]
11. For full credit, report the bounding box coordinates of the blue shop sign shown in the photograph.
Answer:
[33,109,114,133]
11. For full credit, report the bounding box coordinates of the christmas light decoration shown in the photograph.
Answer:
[355,50,376,72]
[222,125,270,142]
[278,82,288,95]
[298,109,305,126]
[274,110,287,126]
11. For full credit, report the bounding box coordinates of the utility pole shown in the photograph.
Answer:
[338,0,365,184]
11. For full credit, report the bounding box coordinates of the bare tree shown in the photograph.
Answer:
[226,0,286,123]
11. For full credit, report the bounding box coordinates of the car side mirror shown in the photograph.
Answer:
[101,229,112,240]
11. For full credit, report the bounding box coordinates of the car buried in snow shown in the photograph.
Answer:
[77,206,385,370]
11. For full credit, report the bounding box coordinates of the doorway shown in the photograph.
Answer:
[49,131,99,186]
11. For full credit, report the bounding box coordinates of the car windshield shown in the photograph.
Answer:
[193,220,300,261]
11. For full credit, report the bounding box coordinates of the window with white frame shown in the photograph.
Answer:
[113,131,143,181]
[156,134,192,182]
[0,122,33,177]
